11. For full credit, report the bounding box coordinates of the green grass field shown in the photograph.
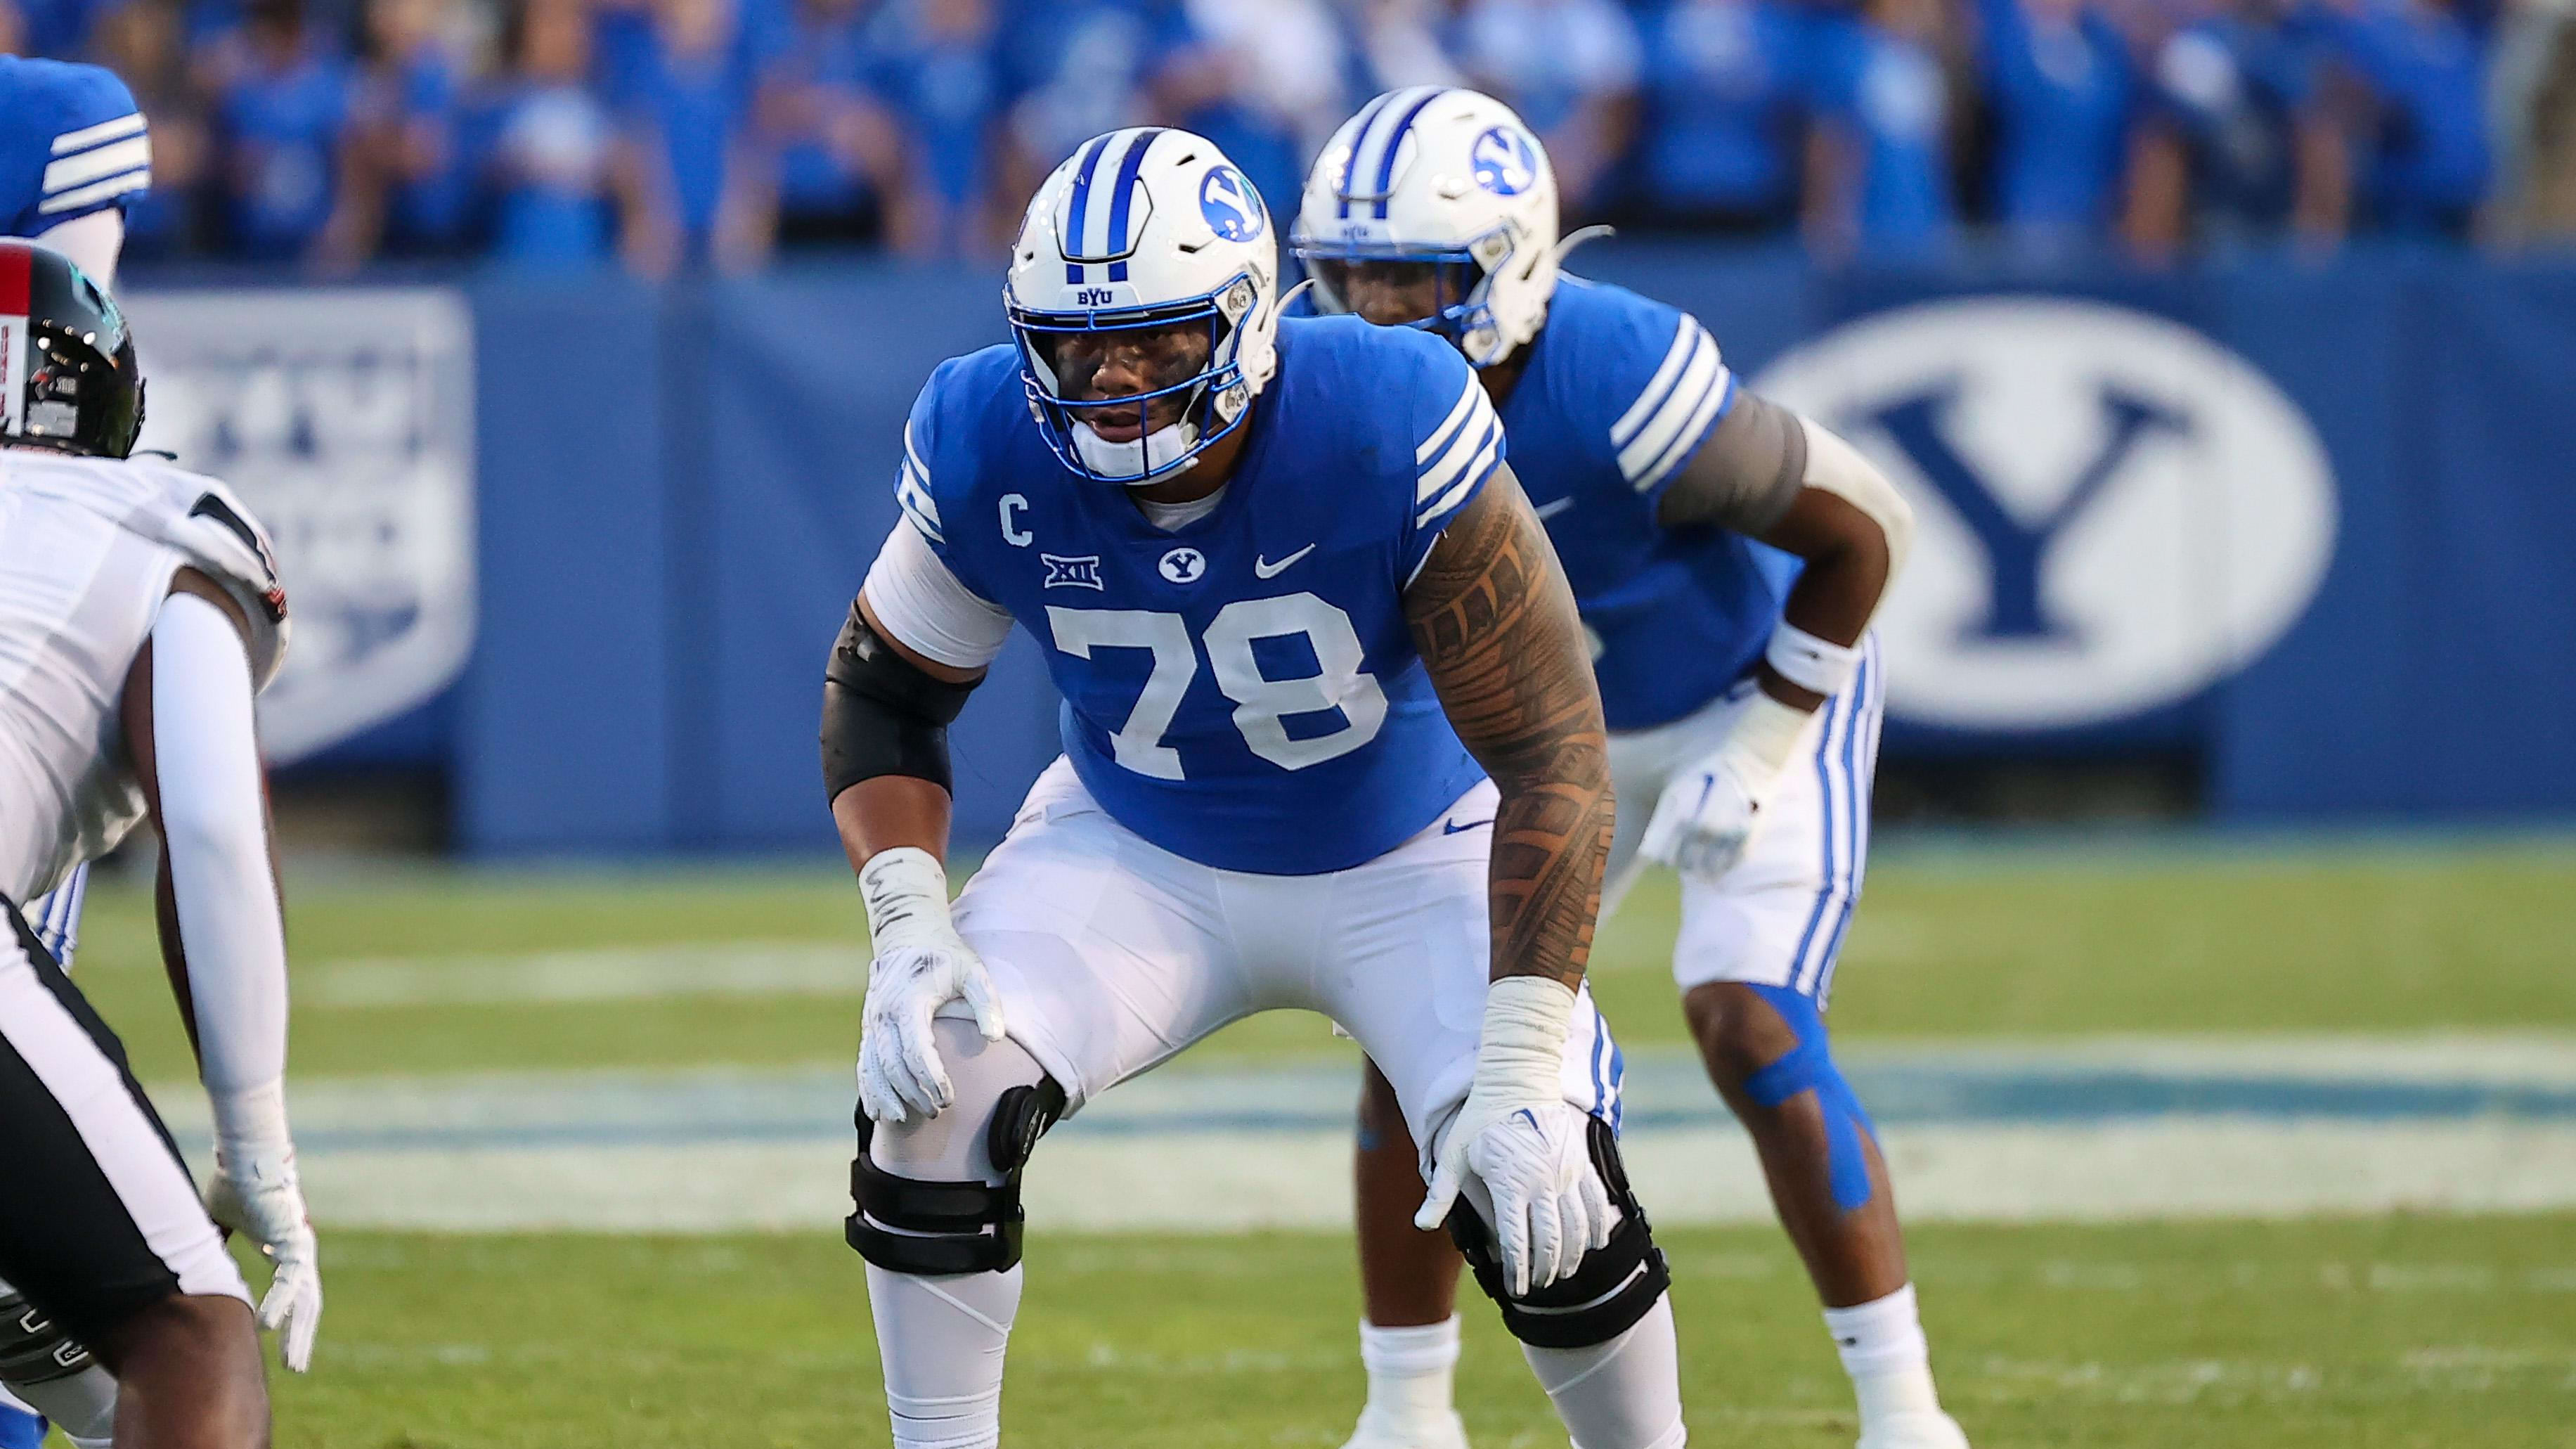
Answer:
[259,1215,2576,1449]
[53,836,2576,1447]
[65,835,2576,1081]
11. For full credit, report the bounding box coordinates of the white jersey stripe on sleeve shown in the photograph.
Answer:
[44,136,153,196]
[1629,366,1735,495]
[895,420,943,541]
[902,420,931,486]
[1416,398,1499,509]
[1610,317,1704,449]
[36,169,150,217]
[1414,372,1484,468]
[1415,424,1500,528]
[1615,327,1725,486]
[895,462,943,544]
[51,112,147,155]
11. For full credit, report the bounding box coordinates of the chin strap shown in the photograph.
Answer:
[1551,224,1617,268]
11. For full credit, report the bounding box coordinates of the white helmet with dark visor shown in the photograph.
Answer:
[1006,127,1283,485]
[1292,88,1562,369]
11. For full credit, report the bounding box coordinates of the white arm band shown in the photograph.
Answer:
[860,520,1014,671]
[151,593,290,1145]
[1799,413,1915,602]
[1766,620,1863,699]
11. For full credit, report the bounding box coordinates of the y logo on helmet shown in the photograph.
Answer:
[1470,127,1539,197]
[1753,298,2337,729]
[1199,166,1264,243]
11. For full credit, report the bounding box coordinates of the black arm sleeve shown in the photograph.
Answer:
[820,600,979,804]
[1652,390,1808,534]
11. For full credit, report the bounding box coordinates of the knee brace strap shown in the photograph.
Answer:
[845,1078,1066,1275]
[0,1291,94,1386]
[1739,984,1879,1212]
[1446,1117,1673,1350]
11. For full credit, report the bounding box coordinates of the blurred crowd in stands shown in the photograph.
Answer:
[13,0,2576,273]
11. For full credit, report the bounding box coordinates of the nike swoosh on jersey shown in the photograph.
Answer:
[1253,543,1317,579]
[1533,496,1575,520]
[1442,818,1494,835]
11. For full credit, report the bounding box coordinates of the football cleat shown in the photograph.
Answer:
[1338,1405,1471,1449]
[1856,1410,1971,1449]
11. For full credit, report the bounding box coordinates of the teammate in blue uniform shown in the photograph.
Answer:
[1,56,151,1449]
[824,126,1691,1449]
[1,55,151,291]
[1293,91,1959,1449]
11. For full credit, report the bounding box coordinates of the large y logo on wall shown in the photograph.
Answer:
[1754,298,2336,729]
[123,289,475,763]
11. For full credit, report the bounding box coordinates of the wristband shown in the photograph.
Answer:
[858,846,954,951]
[210,1078,292,1167]
[1724,690,1813,778]
[1475,976,1577,1090]
[1765,621,1863,699]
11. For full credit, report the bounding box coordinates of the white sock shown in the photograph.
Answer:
[1520,1294,1688,1449]
[1359,1315,1461,1426]
[5,1363,119,1448]
[1823,1283,1943,1426]
[866,1262,1024,1449]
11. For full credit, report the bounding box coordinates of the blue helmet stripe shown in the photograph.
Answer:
[1063,132,1116,284]
[1372,89,1450,219]
[1335,91,1404,219]
[1104,127,1164,283]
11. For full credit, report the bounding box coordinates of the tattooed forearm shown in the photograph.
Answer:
[1406,463,1614,989]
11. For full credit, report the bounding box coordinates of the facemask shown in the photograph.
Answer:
[1074,417,1203,484]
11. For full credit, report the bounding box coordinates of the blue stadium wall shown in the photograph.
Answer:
[144,243,2576,853]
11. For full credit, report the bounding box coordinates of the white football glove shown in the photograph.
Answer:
[206,1084,321,1372]
[1416,977,1616,1298]
[855,846,1005,1124]
[1636,690,1815,883]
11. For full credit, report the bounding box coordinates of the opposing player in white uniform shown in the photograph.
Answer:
[0,240,321,1448]
[4,51,152,976]
[0,63,155,1447]
[1292,91,1963,1449]
[828,128,1688,1449]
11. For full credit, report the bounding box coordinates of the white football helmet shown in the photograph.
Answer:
[1006,127,1283,485]
[1293,88,1560,368]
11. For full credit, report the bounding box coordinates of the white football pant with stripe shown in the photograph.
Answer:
[1603,633,1885,1007]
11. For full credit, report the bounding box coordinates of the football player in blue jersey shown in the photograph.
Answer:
[1,54,153,1449]
[2,55,152,290]
[825,126,1692,1449]
[1293,90,1962,1449]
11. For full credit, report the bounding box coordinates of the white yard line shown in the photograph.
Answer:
[187,1122,2576,1234]
[303,944,861,1006]
[136,1036,2576,1232]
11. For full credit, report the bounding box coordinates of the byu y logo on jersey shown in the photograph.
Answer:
[1470,126,1539,197]
[1158,546,1207,584]
[1755,297,2336,729]
[1198,165,1264,242]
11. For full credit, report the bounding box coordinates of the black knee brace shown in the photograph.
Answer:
[844,1077,1067,1275]
[1445,1117,1672,1350]
[0,1290,94,1386]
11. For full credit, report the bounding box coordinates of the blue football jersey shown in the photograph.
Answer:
[1,56,151,241]
[900,315,1499,875]
[1506,276,1799,731]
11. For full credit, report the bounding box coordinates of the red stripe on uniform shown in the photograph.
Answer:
[0,243,30,317]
